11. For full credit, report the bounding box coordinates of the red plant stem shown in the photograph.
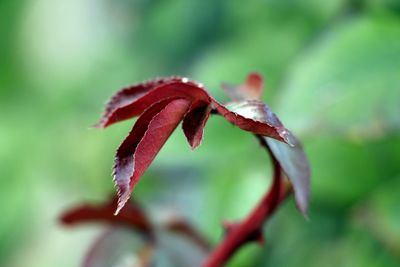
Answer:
[202,135,291,267]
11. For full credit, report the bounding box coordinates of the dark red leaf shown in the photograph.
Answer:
[221,72,263,101]
[112,98,176,211]
[265,135,310,215]
[60,197,152,233]
[213,100,294,145]
[114,98,191,214]
[97,79,211,128]
[182,102,212,149]
[96,77,180,128]
[220,74,310,214]
[97,74,309,215]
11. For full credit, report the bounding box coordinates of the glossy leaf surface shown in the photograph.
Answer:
[182,102,212,149]
[97,79,211,128]
[222,75,310,214]
[97,73,310,214]
[216,100,294,145]
[97,78,183,128]
[114,98,191,214]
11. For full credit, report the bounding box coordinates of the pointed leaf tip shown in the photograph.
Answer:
[266,135,310,215]
[278,128,296,147]
[113,98,191,212]
[213,100,292,144]
[182,103,212,150]
[114,183,130,215]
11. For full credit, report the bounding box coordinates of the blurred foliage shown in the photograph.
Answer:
[0,0,399,266]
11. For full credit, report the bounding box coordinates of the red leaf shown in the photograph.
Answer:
[222,72,263,101]
[97,74,309,215]
[182,102,212,149]
[265,135,310,215]
[114,98,191,214]
[219,74,310,214]
[213,100,294,145]
[96,77,178,128]
[97,76,288,144]
[97,79,211,128]
[60,197,152,233]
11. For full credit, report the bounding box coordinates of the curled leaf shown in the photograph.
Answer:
[97,79,211,128]
[218,73,310,214]
[96,77,179,128]
[182,102,212,149]
[220,99,310,214]
[97,73,309,216]
[114,98,191,214]
[213,100,294,145]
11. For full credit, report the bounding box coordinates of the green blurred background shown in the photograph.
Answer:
[1,0,400,266]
